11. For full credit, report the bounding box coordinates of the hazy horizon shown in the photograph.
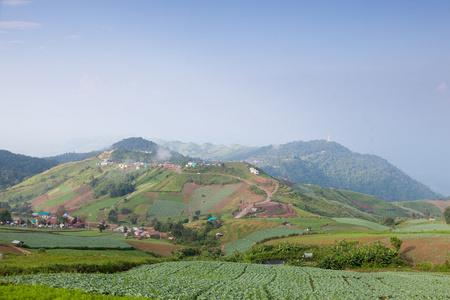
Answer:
[1,1,450,195]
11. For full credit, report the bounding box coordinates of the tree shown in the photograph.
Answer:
[390,236,403,251]
[382,216,395,227]
[98,223,106,233]
[56,205,68,223]
[108,209,119,224]
[78,214,88,224]
[0,209,11,223]
[444,206,450,224]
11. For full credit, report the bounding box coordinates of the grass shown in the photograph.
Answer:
[332,218,390,231]
[75,197,124,221]
[393,222,450,232]
[147,200,187,219]
[157,194,184,203]
[184,185,239,215]
[43,191,78,209]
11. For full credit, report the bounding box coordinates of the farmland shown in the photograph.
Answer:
[0,231,132,249]
[147,200,187,219]
[2,261,449,299]
[224,227,303,255]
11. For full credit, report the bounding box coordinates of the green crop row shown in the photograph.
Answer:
[0,232,132,249]
[2,261,449,299]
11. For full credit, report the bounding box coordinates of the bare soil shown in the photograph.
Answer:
[426,200,450,212]
[352,200,374,212]
[399,236,450,265]
[125,240,182,257]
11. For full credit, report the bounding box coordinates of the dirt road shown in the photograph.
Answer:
[234,177,279,219]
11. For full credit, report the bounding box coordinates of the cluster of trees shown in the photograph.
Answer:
[149,217,222,246]
[226,140,439,202]
[0,150,58,190]
[91,172,136,199]
[445,206,450,224]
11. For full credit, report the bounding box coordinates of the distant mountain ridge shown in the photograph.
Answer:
[160,140,440,202]
[0,150,58,190]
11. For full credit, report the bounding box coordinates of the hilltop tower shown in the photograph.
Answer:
[327,134,332,142]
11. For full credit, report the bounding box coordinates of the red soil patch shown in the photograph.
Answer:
[351,200,374,212]
[125,240,182,257]
[257,203,297,218]
[399,237,450,265]
[426,200,450,212]
[73,185,91,195]
[0,245,24,254]
[30,194,52,207]
[48,190,94,213]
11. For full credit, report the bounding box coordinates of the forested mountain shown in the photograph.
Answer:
[225,140,440,202]
[110,137,159,152]
[44,151,102,164]
[0,150,58,190]
[161,140,440,202]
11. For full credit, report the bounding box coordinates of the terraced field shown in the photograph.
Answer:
[0,231,132,249]
[2,261,449,299]
[224,227,303,255]
[332,218,390,231]
[147,200,187,219]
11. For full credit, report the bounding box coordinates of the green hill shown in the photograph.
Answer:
[0,150,58,191]
[166,140,439,202]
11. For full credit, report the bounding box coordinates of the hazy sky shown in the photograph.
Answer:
[1,1,449,195]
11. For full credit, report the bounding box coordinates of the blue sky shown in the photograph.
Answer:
[1,1,450,195]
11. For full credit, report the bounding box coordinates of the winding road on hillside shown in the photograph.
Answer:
[234,177,279,219]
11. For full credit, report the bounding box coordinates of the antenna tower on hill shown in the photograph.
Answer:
[327,134,332,142]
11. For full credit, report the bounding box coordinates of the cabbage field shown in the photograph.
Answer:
[0,232,132,249]
[3,261,448,299]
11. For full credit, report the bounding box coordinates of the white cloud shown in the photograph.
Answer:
[1,0,32,6]
[65,35,81,39]
[435,83,447,93]
[8,40,24,44]
[0,21,41,30]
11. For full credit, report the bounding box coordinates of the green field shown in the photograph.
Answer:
[75,197,124,221]
[2,261,449,299]
[157,194,184,202]
[184,185,240,215]
[393,222,450,232]
[147,200,187,219]
[269,217,333,231]
[332,218,390,231]
[0,231,132,249]
[224,227,303,254]
[43,191,78,209]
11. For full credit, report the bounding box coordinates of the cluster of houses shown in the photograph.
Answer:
[113,225,162,239]
[8,211,79,228]
[250,167,260,175]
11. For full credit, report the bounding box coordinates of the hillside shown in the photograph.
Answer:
[163,140,439,202]
[0,150,58,191]
[0,151,411,224]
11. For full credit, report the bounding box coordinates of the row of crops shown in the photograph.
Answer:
[147,200,187,219]
[2,261,449,299]
[332,218,390,231]
[0,232,132,249]
[224,227,303,255]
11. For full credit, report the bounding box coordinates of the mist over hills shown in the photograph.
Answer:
[0,137,442,203]
[161,139,441,202]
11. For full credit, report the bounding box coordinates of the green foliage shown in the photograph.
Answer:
[3,261,448,299]
[316,240,399,270]
[390,236,403,251]
[0,150,58,190]
[0,284,145,300]
[444,206,450,224]
[248,185,267,197]
[393,199,444,218]
[91,171,136,199]
[227,140,439,202]
[0,209,11,223]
